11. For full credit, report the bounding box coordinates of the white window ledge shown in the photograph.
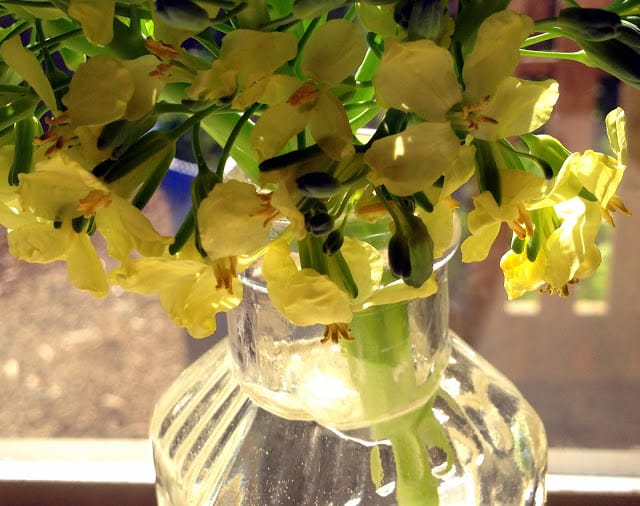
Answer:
[1,439,639,496]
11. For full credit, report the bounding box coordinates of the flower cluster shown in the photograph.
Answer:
[0,0,632,338]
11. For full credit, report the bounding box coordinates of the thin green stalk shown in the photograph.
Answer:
[520,48,587,63]
[26,27,83,53]
[215,102,259,179]
[521,31,562,49]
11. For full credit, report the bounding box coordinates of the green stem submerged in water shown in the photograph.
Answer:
[343,301,449,505]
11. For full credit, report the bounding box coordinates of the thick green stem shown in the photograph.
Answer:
[344,302,440,505]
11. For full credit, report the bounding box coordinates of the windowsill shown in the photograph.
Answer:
[1,439,638,505]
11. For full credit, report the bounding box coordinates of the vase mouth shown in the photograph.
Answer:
[240,211,461,295]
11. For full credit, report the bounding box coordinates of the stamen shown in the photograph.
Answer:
[77,190,112,217]
[603,195,632,226]
[149,62,172,79]
[45,113,70,126]
[213,257,238,294]
[460,96,498,131]
[508,205,534,239]
[321,322,354,344]
[145,38,180,59]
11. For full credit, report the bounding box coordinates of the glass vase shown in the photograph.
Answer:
[150,237,547,505]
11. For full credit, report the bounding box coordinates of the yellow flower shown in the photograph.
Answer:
[262,235,438,327]
[197,180,276,259]
[186,29,298,108]
[68,0,116,46]
[63,54,164,127]
[0,203,108,297]
[251,19,367,161]
[500,198,603,298]
[528,108,630,224]
[461,169,547,262]
[19,153,172,261]
[365,10,558,196]
[364,123,476,196]
[110,244,242,338]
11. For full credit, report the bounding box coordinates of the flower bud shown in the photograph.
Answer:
[579,37,640,88]
[388,208,434,287]
[305,212,334,236]
[388,232,411,279]
[296,172,341,198]
[322,229,344,255]
[9,116,39,186]
[558,8,621,41]
[394,0,445,41]
[614,18,640,53]
[155,0,210,33]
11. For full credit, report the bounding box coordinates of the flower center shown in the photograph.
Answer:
[287,83,318,110]
[449,96,498,132]
[77,190,112,217]
[507,204,534,240]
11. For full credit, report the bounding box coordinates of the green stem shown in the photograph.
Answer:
[344,302,440,505]
[521,31,562,48]
[26,28,84,53]
[519,48,587,63]
[215,103,259,179]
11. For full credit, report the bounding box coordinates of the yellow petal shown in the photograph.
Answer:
[160,268,241,338]
[251,101,310,161]
[65,231,109,297]
[263,238,352,325]
[417,200,455,260]
[95,196,172,260]
[302,19,366,85]
[198,180,272,259]
[7,222,68,262]
[462,10,534,104]
[187,60,238,102]
[308,91,355,160]
[571,151,623,207]
[339,237,382,306]
[605,107,627,165]
[544,198,601,289]
[461,220,500,263]
[374,39,461,122]
[364,122,461,195]
[68,0,115,46]
[122,55,165,121]
[62,54,134,126]
[0,36,58,113]
[222,30,298,89]
[500,249,545,299]
[476,77,559,140]
[367,274,438,307]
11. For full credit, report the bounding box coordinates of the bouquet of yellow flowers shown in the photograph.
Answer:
[0,0,632,339]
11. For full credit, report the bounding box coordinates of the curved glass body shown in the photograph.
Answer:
[151,253,547,505]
